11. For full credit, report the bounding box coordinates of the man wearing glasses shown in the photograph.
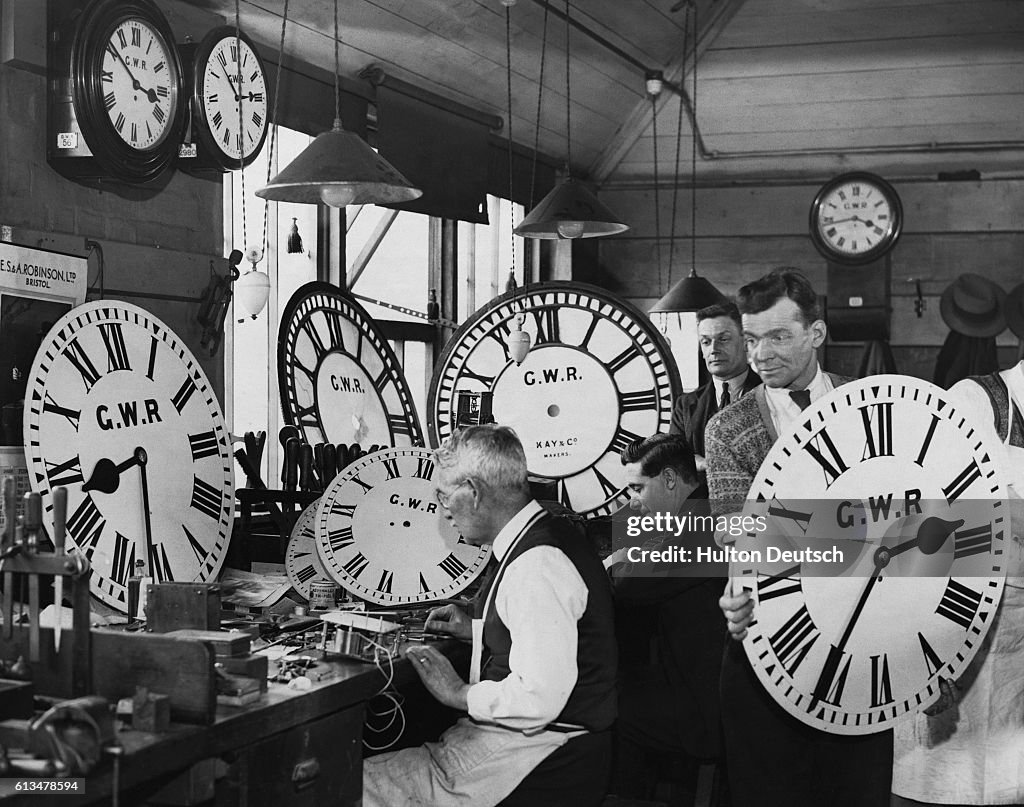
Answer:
[362,424,617,807]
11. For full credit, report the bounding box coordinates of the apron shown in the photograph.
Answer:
[893,365,1024,805]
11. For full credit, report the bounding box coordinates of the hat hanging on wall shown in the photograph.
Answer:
[1004,280,1024,341]
[939,273,1007,338]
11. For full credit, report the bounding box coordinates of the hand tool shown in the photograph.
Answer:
[321,443,337,486]
[52,487,68,654]
[23,492,42,663]
[1,477,15,641]
[298,443,315,492]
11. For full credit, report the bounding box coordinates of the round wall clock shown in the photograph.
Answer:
[315,447,491,606]
[278,282,423,448]
[284,498,334,601]
[428,282,680,518]
[731,375,1006,734]
[809,172,903,265]
[24,301,234,611]
[185,26,269,171]
[66,0,186,183]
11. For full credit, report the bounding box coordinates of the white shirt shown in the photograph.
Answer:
[763,363,834,434]
[465,500,589,731]
[712,369,751,407]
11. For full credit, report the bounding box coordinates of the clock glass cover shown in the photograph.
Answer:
[810,172,902,264]
[732,375,1006,734]
[278,282,423,448]
[25,302,234,611]
[315,447,491,606]
[428,282,680,518]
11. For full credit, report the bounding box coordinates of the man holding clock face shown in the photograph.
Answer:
[705,268,893,806]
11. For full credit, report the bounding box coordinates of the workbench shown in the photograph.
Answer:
[0,641,466,806]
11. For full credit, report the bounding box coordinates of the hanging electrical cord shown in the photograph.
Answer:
[668,1,691,280]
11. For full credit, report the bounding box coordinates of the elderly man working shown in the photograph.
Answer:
[362,424,617,807]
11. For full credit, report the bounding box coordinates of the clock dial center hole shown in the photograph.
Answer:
[547,404,560,417]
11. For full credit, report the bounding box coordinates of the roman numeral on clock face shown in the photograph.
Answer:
[943,460,982,504]
[188,431,220,461]
[99,322,131,372]
[67,496,105,559]
[438,553,468,579]
[870,653,894,707]
[769,603,820,675]
[802,427,848,488]
[935,578,983,629]
[757,565,801,602]
[812,644,851,707]
[190,476,223,520]
[953,524,992,560]
[859,401,893,459]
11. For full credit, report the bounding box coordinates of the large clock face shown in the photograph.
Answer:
[278,283,423,448]
[24,302,234,612]
[193,27,269,168]
[315,447,491,606]
[428,282,680,518]
[809,172,902,265]
[285,499,335,601]
[732,375,1006,734]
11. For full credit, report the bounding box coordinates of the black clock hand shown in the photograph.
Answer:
[136,447,154,576]
[812,516,962,702]
[82,454,142,494]
[110,46,159,103]
[886,516,962,558]
[218,66,241,101]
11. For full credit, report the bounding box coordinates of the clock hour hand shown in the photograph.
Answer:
[109,46,159,103]
[886,516,962,558]
[82,454,142,494]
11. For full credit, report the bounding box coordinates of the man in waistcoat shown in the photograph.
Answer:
[705,268,893,806]
[362,424,617,807]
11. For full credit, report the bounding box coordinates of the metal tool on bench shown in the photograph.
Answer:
[0,478,92,696]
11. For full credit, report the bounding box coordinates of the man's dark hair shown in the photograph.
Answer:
[696,299,741,327]
[737,267,821,326]
[619,434,698,485]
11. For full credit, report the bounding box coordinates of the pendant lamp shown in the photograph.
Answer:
[256,0,421,207]
[514,0,627,239]
[649,1,724,314]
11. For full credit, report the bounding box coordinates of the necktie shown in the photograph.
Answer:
[719,383,731,409]
[789,389,812,412]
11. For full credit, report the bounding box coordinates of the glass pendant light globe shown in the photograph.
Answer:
[319,185,359,208]
[556,220,586,239]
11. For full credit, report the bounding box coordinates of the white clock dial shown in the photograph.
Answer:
[197,29,268,165]
[428,282,679,518]
[25,302,234,611]
[279,283,423,448]
[810,172,902,264]
[285,498,334,600]
[316,447,491,606]
[732,375,1006,734]
[101,18,178,150]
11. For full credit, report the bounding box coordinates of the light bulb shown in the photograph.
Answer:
[320,185,358,208]
[556,220,585,239]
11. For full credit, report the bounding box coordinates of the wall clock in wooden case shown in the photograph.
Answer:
[809,172,903,265]
[278,282,423,449]
[315,447,491,606]
[48,0,187,184]
[731,375,1006,734]
[24,301,234,611]
[181,25,269,172]
[428,282,680,518]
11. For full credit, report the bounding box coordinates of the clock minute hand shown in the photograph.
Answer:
[135,448,154,578]
[110,46,159,103]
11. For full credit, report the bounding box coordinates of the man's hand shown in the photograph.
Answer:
[602,547,630,570]
[923,676,959,716]
[405,645,470,710]
[719,580,754,641]
[425,603,473,641]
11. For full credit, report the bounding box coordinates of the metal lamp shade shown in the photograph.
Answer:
[514,178,629,239]
[256,122,422,207]
[649,271,727,313]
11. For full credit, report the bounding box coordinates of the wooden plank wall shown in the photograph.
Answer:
[590,178,1024,381]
